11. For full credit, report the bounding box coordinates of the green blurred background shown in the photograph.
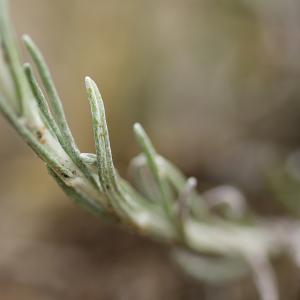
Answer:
[1,0,300,299]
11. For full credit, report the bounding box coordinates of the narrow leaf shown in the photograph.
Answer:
[0,0,32,114]
[24,62,61,139]
[133,123,172,215]
[23,35,99,188]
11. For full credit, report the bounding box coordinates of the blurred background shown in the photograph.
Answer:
[2,0,300,299]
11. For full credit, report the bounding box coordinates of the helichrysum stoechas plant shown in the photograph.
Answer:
[1,1,300,299]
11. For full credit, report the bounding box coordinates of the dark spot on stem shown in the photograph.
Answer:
[62,172,70,179]
[36,127,46,144]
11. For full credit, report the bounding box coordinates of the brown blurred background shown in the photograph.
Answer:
[2,0,300,299]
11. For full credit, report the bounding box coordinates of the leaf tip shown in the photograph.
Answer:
[84,76,92,86]
[22,34,31,45]
[23,61,30,70]
[133,122,143,135]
